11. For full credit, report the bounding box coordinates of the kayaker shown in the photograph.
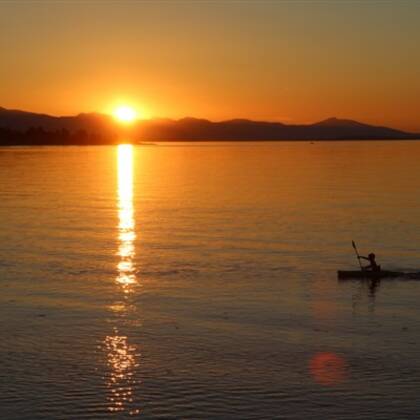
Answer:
[358,253,380,272]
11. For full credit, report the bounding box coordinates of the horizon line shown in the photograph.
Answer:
[1,106,418,134]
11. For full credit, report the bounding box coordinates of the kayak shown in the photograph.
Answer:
[337,270,420,280]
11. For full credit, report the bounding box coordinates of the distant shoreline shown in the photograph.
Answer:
[1,108,420,145]
[1,138,420,147]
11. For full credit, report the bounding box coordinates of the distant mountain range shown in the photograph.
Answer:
[0,107,418,144]
[0,107,115,132]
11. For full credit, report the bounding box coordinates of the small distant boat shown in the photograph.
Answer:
[338,270,420,280]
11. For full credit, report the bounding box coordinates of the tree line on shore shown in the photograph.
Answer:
[0,126,115,145]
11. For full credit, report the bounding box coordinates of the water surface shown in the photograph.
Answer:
[0,141,420,419]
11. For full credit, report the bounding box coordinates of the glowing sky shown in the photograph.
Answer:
[1,1,419,131]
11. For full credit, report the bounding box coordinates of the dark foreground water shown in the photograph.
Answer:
[0,141,419,419]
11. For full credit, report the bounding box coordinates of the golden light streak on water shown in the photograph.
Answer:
[116,144,137,292]
[104,328,140,414]
[103,144,140,415]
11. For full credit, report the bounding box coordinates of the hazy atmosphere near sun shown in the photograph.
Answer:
[1,1,420,131]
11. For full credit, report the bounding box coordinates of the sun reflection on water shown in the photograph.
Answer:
[103,144,140,415]
[116,144,137,292]
[105,328,140,413]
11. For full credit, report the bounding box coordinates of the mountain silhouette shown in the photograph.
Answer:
[0,107,114,132]
[0,107,418,145]
[138,116,418,141]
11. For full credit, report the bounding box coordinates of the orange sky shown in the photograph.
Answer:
[1,2,419,131]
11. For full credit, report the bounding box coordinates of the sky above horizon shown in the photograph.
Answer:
[1,1,419,131]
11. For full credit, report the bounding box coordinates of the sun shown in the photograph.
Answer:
[114,105,138,124]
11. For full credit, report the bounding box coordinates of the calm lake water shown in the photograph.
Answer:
[0,141,419,419]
